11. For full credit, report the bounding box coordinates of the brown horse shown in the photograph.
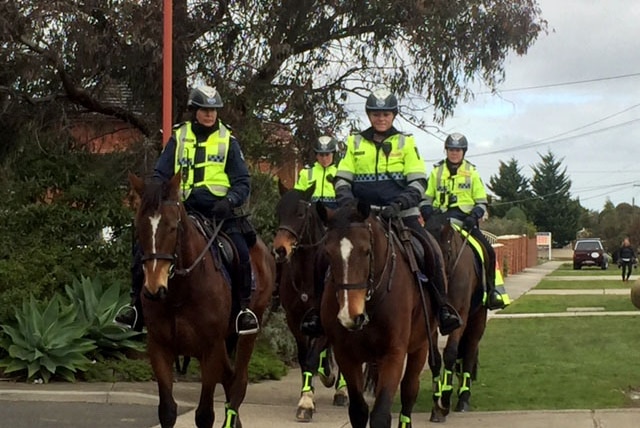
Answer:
[272,185,348,421]
[317,200,438,428]
[129,172,275,428]
[426,216,487,422]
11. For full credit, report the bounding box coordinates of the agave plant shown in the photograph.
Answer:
[64,275,144,359]
[0,295,96,383]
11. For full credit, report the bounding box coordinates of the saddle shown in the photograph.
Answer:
[188,212,237,274]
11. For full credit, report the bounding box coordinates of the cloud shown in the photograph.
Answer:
[409,0,640,211]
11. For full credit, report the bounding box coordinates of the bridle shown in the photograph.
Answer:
[333,218,397,301]
[276,200,325,254]
[140,200,222,277]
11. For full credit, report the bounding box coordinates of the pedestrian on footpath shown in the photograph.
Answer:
[617,236,636,282]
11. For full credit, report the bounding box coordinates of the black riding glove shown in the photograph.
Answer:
[462,215,477,231]
[420,205,433,222]
[380,203,401,221]
[212,198,233,219]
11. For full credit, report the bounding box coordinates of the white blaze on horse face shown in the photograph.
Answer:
[337,237,354,325]
[149,214,161,271]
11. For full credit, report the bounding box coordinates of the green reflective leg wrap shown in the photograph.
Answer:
[399,413,411,427]
[337,372,347,389]
[458,372,471,394]
[223,406,238,428]
[432,376,442,398]
[317,348,328,376]
[442,369,453,392]
[302,371,314,393]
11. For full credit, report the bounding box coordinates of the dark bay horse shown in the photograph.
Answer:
[272,185,348,421]
[426,217,487,422]
[318,200,439,428]
[129,172,275,428]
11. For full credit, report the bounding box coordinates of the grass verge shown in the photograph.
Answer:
[416,317,640,411]
[533,279,629,289]
[500,294,637,313]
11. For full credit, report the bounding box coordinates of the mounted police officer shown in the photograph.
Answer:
[293,136,339,209]
[115,85,260,335]
[420,132,508,310]
[301,88,462,336]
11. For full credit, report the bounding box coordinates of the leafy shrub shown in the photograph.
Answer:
[0,295,96,383]
[64,275,145,359]
[82,357,154,382]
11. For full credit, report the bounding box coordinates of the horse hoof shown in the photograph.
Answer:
[296,407,313,421]
[319,373,336,388]
[454,400,471,413]
[333,393,349,407]
[429,409,446,423]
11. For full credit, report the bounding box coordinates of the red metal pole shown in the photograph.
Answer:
[162,0,173,147]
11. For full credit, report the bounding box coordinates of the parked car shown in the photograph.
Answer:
[573,238,608,270]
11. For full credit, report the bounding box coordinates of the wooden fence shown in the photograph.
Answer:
[493,235,538,277]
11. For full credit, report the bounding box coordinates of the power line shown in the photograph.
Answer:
[481,72,640,94]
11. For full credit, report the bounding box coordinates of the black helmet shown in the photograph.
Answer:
[365,88,398,114]
[314,136,338,153]
[187,85,223,109]
[445,133,468,152]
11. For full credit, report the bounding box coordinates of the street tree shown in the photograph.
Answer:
[529,151,580,247]
[0,0,546,160]
[487,157,532,218]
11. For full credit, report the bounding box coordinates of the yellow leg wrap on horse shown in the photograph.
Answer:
[301,371,313,393]
[399,413,411,427]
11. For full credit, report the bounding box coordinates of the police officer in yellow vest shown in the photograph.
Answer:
[420,133,507,310]
[301,88,462,336]
[115,85,260,335]
[293,136,338,209]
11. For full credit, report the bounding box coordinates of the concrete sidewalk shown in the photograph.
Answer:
[2,259,640,427]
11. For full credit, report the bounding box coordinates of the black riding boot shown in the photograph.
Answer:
[114,246,144,330]
[485,267,507,310]
[235,263,259,335]
[428,260,462,335]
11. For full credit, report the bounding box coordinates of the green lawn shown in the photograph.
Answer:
[415,317,640,411]
[535,279,628,289]
[549,263,628,277]
[500,294,636,313]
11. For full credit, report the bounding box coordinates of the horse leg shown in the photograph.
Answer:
[439,333,461,415]
[333,371,349,407]
[369,350,406,428]
[295,336,316,421]
[195,348,228,428]
[148,341,178,428]
[397,345,429,428]
[336,355,368,428]
[455,314,486,413]
[224,334,258,427]
[427,331,446,423]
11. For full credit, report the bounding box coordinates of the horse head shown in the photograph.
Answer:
[322,199,389,331]
[273,184,317,263]
[129,172,184,300]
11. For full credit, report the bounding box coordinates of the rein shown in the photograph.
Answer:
[140,200,224,277]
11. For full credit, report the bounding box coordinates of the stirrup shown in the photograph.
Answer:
[486,290,507,310]
[113,305,138,329]
[236,308,260,335]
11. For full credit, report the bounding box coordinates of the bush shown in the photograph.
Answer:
[64,275,145,359]
[0,295,96,383]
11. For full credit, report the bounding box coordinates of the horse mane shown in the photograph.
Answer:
[139,177,170,214]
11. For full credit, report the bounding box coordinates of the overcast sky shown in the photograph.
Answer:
[400,0,640,212]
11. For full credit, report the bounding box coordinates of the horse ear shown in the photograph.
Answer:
[128,172,144,197]
[304,182,316,201]
[168,172,182,200]
[277,178,289,196]
[316,201,330,225]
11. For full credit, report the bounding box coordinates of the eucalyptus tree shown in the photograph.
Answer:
[1,0,546,159]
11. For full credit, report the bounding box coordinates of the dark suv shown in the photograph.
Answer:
[573,238,608,270]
